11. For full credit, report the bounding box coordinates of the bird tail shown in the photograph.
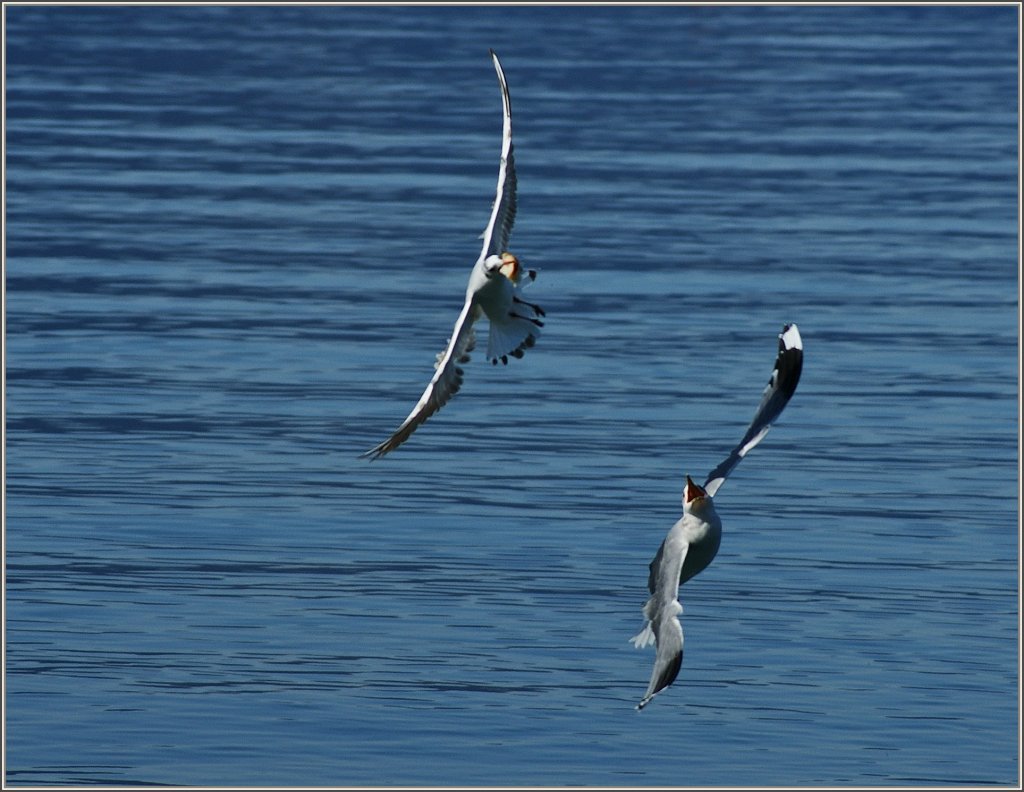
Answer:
[630,622,655,649]
[486,309,542,365]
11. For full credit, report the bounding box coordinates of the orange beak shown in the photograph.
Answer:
[685,475,706,503]
[499,252,519,281]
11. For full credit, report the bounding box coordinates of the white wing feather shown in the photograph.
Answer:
[362,300,480,460]
[704,323,803,497]
[479,49,516,261]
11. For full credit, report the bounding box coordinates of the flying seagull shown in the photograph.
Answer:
[363,50,544,460]
[632,323,803,710]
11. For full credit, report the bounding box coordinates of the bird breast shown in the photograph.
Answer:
[678,510,723,585]
[679,510,719,543]
[471,269,514,319]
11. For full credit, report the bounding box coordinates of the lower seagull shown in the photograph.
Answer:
[632,323,804,710]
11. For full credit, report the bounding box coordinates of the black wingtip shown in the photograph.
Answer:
[774,324,804,403]
[637,650,683,711]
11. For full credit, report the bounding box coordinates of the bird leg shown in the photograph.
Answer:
[509,311,544,328]
[513,295,545,317]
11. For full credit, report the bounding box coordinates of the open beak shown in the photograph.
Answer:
[685,475,706,503]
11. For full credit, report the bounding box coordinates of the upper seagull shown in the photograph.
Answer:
[362,50,544,460]
[632,323,803,710]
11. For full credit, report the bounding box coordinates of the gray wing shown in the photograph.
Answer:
[646,539,665,595]
[704,323,803,497]
[637,609,683,711]
[636,538,688,710]
[479,49,517,260]
[362,299,480,460]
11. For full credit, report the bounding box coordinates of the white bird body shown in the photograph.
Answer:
[470,253,542,363]
[363,51,543,460]
[633,323,803,710]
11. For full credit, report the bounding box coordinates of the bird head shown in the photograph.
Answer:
[483,254,504,278]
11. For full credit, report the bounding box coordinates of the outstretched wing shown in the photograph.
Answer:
[703,323,803,497]
[362,299,480,460]
[479,49,516,261]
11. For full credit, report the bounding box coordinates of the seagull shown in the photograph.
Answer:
[362,50,544,460]
[632,323,804,710]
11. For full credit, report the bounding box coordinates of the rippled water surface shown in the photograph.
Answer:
[5,5,1019,787]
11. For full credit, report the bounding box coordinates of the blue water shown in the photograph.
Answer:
[5,4,1019,787]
